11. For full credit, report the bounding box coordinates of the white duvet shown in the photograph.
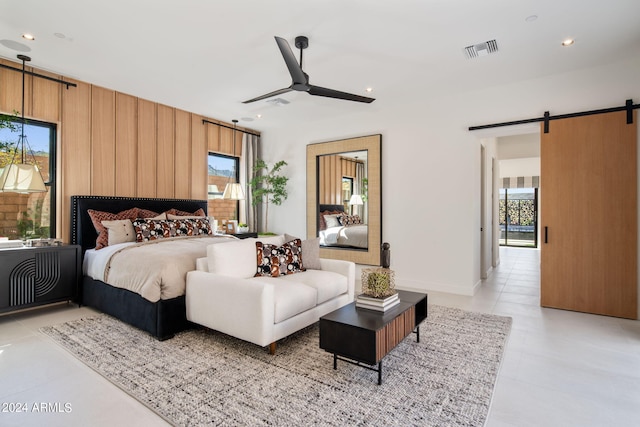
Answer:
[83,235,234,302]
[319,224,368,248]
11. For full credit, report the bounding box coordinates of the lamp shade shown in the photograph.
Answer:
[207,184,221,199]
[0,164,47,193]
[222,183,245,200]
[349,194,364,205]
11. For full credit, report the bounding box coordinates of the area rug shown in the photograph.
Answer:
[41,305,511,427]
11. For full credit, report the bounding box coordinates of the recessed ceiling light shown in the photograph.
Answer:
[562,38,575,46]
[256,114,262,119]
[365,87,373,93]
[21,33,35,41]
[525,15,538,22]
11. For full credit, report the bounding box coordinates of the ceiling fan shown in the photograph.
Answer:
[243,36,375,104]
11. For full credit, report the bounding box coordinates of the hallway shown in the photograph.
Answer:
[429,246,640,426]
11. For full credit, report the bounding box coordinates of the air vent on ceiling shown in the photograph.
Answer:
[266,97,290,106]
[464,39,498,59]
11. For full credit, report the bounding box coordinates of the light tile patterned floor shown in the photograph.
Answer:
[0,246,638,426]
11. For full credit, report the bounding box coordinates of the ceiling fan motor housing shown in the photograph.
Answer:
[295,36,309,49]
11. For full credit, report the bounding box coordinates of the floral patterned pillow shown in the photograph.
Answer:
[131,218,212,242]
[338,214,362,226]
[255,239,306,277]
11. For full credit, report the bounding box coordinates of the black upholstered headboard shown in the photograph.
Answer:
[70,195,208,253]
[319,204,345,213]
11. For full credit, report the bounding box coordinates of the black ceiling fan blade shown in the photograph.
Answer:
[274,36,307,84]
[308,85,375,103]
[242,87,293,104]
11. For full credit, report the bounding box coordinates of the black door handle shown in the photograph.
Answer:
[544,226,548,244]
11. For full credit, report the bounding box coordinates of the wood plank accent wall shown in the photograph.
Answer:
[115,93,137,197]
[318,154,362,205]
[0,58,259,241]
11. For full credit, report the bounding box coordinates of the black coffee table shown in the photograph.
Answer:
[319,290,428,385]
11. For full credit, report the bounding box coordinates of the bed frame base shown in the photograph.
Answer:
[82,274,193,340]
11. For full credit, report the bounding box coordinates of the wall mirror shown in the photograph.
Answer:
[307,134,381,265]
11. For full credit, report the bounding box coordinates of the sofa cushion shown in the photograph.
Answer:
[207,239,257,278]
[207,235,286,278]
[279,270,348,305]
[255,239,305,277]
[247,277,317,323]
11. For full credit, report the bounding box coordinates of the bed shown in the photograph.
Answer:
[70,195,230,340]
[318,204,368,249]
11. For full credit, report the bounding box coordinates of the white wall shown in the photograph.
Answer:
[500,157,540,178]
[498,133,540,159]
[259,55,640,297]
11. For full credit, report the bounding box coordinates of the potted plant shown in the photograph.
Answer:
[0,112,18,165]
[250,159,288,233]
[237,223,249,233]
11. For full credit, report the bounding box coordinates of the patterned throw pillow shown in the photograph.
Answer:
[255,239,306,277]
[174,217,212,236]
[284,234,321,270]
[338,214,362,226]
[88,208,140,250]
[137,208,161,218]
[131,218,212,242]
[164,208,206,217]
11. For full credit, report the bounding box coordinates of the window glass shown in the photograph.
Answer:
[207,152,238,229]
[0,118,55,240]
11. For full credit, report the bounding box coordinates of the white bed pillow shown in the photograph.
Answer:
[167,214,203,220]
[323,214,341,228]
[207,239,257,278]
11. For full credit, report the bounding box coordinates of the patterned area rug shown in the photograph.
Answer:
[41,305,511,427]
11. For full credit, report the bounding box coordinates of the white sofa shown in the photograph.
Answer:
[186,235,355,353]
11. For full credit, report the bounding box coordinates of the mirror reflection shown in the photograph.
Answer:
[317,151,369,249]
[307,134,381,265]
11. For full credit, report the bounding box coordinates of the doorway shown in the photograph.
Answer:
[499,187,538,248]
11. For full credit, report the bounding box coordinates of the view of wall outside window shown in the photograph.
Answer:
[499,187,537,247]
[0,119,54,240]
[207,153,239,230]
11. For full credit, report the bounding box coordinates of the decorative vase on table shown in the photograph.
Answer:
[357,267,398,311]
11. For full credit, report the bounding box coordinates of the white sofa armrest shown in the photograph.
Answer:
[186,270,276,346]
[195,257,208,272]
[319,258,356,301]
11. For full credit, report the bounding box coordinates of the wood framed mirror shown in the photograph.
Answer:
[307,134,381,265]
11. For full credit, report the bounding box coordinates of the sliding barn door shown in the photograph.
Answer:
[540,111,637,319]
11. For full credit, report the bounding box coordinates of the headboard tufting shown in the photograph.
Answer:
[70,195,208,253]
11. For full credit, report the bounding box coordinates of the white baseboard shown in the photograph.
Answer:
[395,277,476,296]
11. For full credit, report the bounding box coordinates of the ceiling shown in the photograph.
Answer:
[1,0,639,134]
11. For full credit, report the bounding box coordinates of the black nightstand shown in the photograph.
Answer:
[0,243,81,314]
[231,232,258,239]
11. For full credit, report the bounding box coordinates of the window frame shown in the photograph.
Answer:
[0,117,56,239]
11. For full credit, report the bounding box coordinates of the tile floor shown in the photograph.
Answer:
[0,246,638,426]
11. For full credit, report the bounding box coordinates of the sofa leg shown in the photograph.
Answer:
[268,342,276,355]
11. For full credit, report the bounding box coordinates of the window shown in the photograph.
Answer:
[207,152,239,226]
[342,177,353,213]
[499,187,537,248]
[0,117,56,240]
